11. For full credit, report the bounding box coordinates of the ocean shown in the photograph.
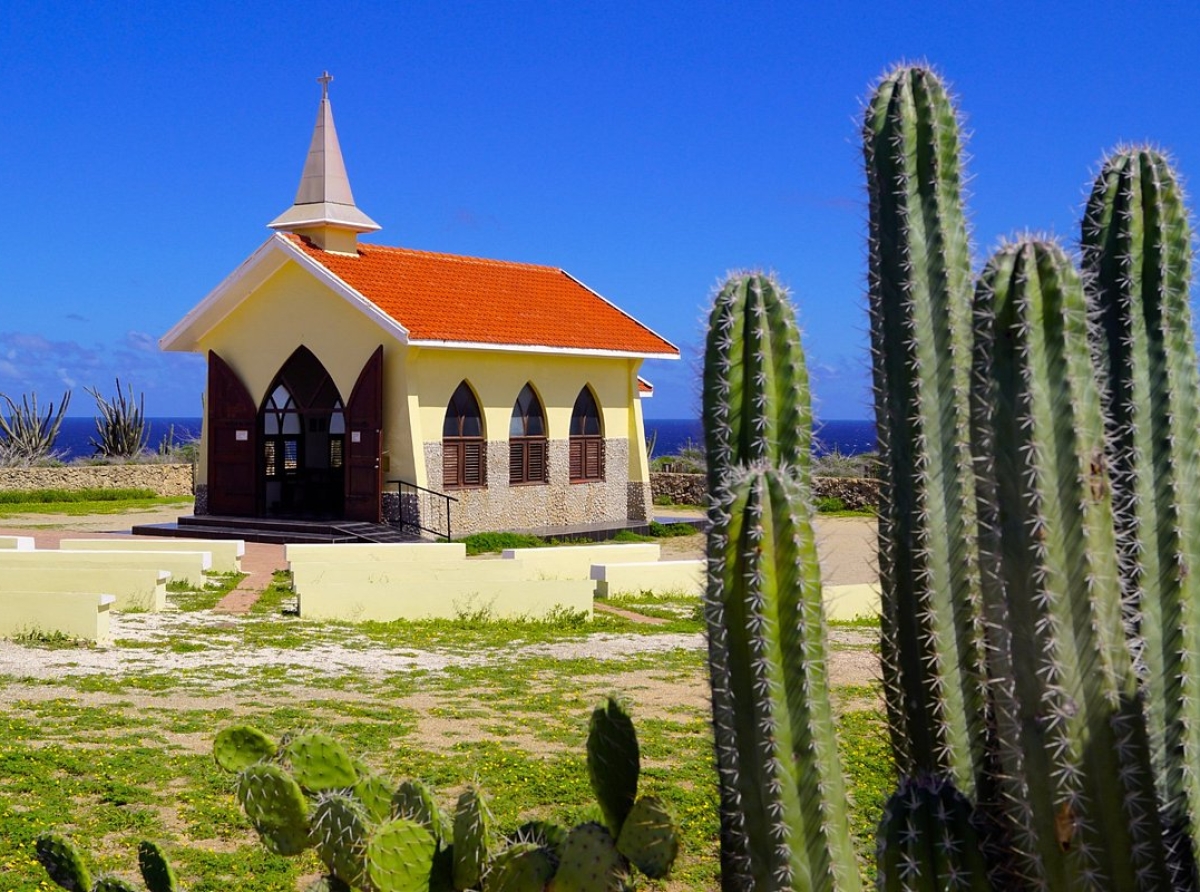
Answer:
[645,418,876,459]
[47,417,203,461]
[40,417,877,462]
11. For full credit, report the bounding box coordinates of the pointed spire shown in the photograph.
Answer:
[269,72,380,252]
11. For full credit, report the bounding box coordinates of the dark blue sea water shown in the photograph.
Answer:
[48,417,203,461]
[44,417,876,462]
[645,418,876,459]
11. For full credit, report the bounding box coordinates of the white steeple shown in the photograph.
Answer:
[268,72,380,254]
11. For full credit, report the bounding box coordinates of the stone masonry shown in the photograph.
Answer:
[0,463,194,497]
[423,437,635,536]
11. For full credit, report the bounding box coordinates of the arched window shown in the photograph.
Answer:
[443,382,485,488]
[569,386,604,482]
[263,383,301,478]
[509,384,548,485]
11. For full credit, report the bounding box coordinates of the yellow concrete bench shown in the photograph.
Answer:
[297,578,594,622]
[61,537,243,573]
[0,591,115,644]
[500,543,661,579]
[0,550,211,587]
[0,567,169,612]
[591,560,705,598]
[0,535,34,550]
[823,583,880,621]
[286,542,466,563]
[290,559,531,591]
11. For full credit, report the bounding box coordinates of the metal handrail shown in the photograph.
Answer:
[387,478,458,541]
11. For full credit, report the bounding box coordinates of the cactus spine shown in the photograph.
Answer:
[1082,147,1200,884]
[702,272,860,891]
[971,238,1170,889]
[863,64,989,795]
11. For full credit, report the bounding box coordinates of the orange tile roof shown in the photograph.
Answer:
[287,235,677,356]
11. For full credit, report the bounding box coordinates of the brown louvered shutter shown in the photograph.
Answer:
[509,441,525,484]
[569,439,583,480]
[529,440,547,483]
[463,441,484,487]
[584,438,602,479]
[443,441,461,488]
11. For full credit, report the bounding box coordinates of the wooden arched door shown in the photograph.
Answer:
[206,351,258,516]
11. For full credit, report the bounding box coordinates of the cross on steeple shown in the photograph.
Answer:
[318,71,333,98]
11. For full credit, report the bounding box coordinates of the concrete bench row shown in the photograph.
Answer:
[0,537,245,645]
[287,542,711,623]
[287,541,880,623]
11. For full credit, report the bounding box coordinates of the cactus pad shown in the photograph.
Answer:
[35,833,92,892]
[137,841,178,892]
[587,697,640,836]
[875,774,990,892]
[284,731,358,792]
[354,768,395,824]
[486,842,557,891]
[303,877,352,892]
[366,818,437,892]
[235,763,309,833]
[212,724,276,773]
[453,786,493,890]
[615,796,678,880]
[93,878,140,892]
[393,778,451,842]
[313,793,371,887]
[510,820,568,861]
[549,822,627,892]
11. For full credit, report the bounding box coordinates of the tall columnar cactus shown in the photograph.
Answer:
[863,63,989,795]
[702,272,860,892]
[969,238,1171,890]
[1081,146,1200,884]
[702,273,812,497]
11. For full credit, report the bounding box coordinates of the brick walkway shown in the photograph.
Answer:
[212,541,286,613]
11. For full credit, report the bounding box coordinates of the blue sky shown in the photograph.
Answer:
[3,1,1199,420]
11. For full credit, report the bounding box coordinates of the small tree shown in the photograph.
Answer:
[0,390,71,465]
[87,378,148,459]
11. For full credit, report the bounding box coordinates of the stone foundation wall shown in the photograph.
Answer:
[650,472,880,511]
[0,463,194,498]
[423,438,635,536]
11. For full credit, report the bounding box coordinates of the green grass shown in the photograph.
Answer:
[0,562,892,891]
[0,487,158,503]
[0,493,193,516]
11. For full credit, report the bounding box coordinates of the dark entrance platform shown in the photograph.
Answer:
[131,514,420,545]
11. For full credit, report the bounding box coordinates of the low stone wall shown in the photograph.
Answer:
[650,472,880,511]
[0,463,194,498]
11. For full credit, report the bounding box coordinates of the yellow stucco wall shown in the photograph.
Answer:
[195,261,414,484]
[405,346,648,488]
[192,256,654,505]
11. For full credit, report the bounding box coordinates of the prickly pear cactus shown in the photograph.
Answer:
[875,774,991,892]
[615,795,678,880]
[285,731,358,792]
[587,697,639,836]
[1082,145,1200,887]
[452,786,493,891]
[365,817,437,892]
[136,841,179,892]
[312,792,371,888]
[485,843,557,892]
[864,62,989,797]
[35,833,92,892]
[212,724,276,773]
[549,822,628,892]
[393,778,452,843]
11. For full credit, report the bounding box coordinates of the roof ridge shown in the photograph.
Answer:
[357,241,562,272]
